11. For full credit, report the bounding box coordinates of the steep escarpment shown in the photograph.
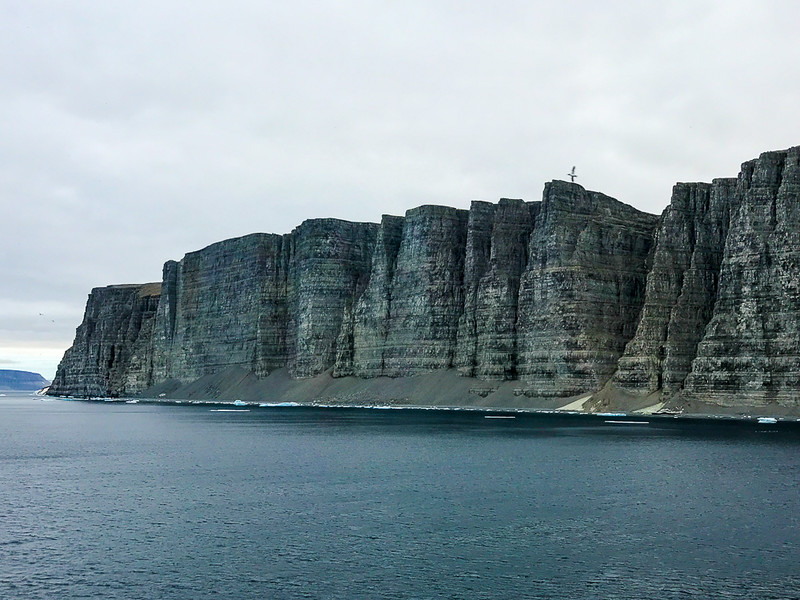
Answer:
[152,222,378,385]
[606,145,800,412]
[49,283,161,397]
[370,205,469,377]
[150,234,288,384]
[335,215,404,377]
[681,148,800,407]
[51,146,800,413]
[286,219,378,378]
[53,180,657,400]
[611,179,736,397]
[516,182,658,397]
[455,198,539,380]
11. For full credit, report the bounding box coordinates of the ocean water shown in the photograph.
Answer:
[1,393,799,599]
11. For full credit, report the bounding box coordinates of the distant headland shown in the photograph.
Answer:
[49,147,800,417]
[0,369,50,391]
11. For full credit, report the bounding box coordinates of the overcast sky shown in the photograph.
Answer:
[2,0,800,379]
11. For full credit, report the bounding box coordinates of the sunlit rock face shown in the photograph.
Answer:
[51,146,800,410]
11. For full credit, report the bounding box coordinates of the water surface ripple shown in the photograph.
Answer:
[1,395,798,599]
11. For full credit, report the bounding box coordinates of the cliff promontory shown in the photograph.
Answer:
[50,147,800,415]
[0,369,50,391]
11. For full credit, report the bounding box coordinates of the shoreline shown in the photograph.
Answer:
[45,391,800,426]
[44,366,800,422]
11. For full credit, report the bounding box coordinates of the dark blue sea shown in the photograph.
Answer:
[1,393,799,599]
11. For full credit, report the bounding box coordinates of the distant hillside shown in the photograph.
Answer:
[0,369,50,391]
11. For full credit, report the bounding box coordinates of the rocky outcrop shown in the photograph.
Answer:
[612,179,736,397]
[49,283,161,397]
[50,146,800,413]
[515,182,658,397]
[681,148,800,407]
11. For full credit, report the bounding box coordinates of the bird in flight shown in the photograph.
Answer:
[567,166,577,182]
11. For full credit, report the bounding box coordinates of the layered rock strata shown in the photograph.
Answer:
[150,234,288,384]
[455,198,539,380]
[285,219,378,378]
[51,147,800,411]
[516,182,658,396]
[49,283,161,397]
[612,179,736,397]
[681,148,800,406]
[375,205,469,377]
[609,146,800,410]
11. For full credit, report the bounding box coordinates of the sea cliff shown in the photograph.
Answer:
[50,147,800,415]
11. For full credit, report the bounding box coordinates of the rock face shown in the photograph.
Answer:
[285,219,378,378]
[608,146,800,410]
[377,205,469,377]
[49,283,161,397]
[516,182,658,396]
[336,215,404,378]
[612,179,736,397]
[50,147,800,411]
[148,223,378,387]
[455,199,539,380]
[680,148,800,407]
[149,234,289,384]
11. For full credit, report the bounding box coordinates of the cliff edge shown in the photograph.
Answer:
[50,147,800,415]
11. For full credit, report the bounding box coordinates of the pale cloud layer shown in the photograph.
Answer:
[2,1,800,379]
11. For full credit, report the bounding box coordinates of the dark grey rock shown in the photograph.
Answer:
[456,199,539,379]
[151,234,288,384]
[285,219,378,378]
[49,283,161,397]
[379,205,469,376]
[50,146,800,414]
[612,178,736,397]
[516,181,658,397]
[338,214,404,378]
[682,147,800,407]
